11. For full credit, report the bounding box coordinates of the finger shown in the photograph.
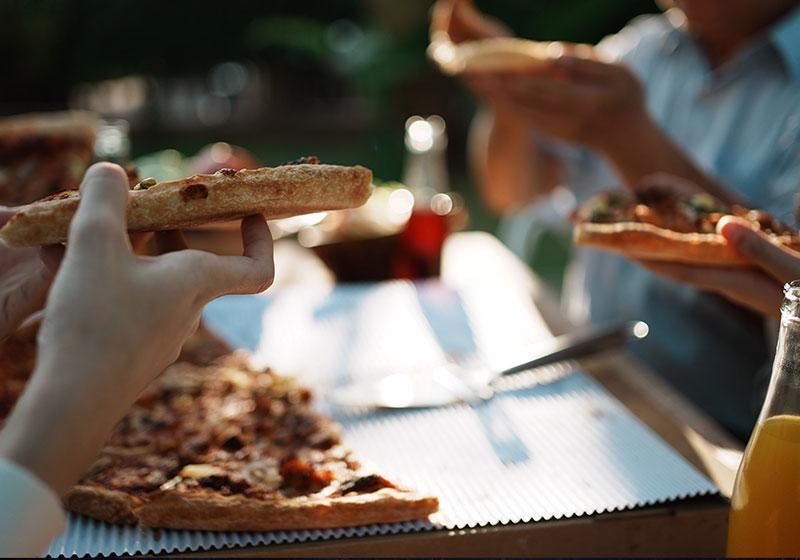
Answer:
[504,75,576,104]
[718,216,800,283]
[553,55,615,80]
[129,231,154,255]
[430,0,457,37]
[191,215,275,298]
[154,230,189,254]
[637,259,783,317]
[69,162,131,254]
[39,245,66,275]
[241,214,274,263]
[453,0,509,40]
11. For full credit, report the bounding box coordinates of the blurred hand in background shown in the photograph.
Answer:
[430,0,510,44]
[0,211,63,341]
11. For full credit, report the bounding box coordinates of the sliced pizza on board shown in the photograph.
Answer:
[0,111,99,206]
[0,325,438,531]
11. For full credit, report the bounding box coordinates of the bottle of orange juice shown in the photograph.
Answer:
[727,280,800,557]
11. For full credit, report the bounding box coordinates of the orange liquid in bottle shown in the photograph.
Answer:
[727,414,800,557]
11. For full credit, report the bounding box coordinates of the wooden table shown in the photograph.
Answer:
[182,230,742,557]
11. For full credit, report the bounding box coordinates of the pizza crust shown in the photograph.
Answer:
[0,164,372,247]
[66,485,438,531]
[429,36,557,75]
[573,221,800,266]
[64,485,143,526]
[0,111,98,137]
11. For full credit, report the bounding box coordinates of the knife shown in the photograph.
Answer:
[330,320,649,409]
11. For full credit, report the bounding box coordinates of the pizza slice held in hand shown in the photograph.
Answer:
[0,157,372,248]
[573,189,800,266]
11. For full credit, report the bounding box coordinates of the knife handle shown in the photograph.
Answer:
[498,320,648,377]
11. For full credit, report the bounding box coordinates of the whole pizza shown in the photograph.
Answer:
[573,189,800,266]
[0,326,438,531]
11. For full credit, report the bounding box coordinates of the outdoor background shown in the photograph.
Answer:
[1,0,660,286]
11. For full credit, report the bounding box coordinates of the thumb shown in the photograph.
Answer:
[718,216,800,283]
[68,162,131,255]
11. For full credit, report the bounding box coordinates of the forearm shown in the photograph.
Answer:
[469,108,559,214]
[602,113,745,205]
[0,361,124,497]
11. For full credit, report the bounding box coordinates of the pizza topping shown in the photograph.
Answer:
[103,445,154,458]
[282,155,321,166]
[179,463,226,480]
[242,458,282,490]
[133,178,157,191]
[180,183,209,202]
[91,455,180,494]
[218,168,237,177]
[279,458,334,494]
[340,474,396,495]
[196,472,250,494]
[581,189,797,238]
[0,349,416,510]
[685,192,725,214]
[221,367,256,391]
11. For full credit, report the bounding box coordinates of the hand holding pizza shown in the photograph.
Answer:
[640,217,800,317]
[477,55,648,153]
[0,162,275,496]
[0,210,63,341]
[430,0,510,45]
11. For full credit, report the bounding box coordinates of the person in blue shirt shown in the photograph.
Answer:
[435,0,800,439]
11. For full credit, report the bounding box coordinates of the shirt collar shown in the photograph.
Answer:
[770,6,800,82]
[661,6,800,82]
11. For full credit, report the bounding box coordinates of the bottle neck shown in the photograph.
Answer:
[758,283,800,422]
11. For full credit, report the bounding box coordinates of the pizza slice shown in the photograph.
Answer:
[573,189,800,266]
[0,328,438,531]
[0,157,373,248]
[0,111,99,206]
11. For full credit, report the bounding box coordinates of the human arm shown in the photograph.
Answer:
[468,106,563,213]
[0,163,274,552]
[429,0,564,213]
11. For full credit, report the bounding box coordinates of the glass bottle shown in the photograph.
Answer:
[727,280,800,556]
[393,115,450,279]
[94,118,131,165]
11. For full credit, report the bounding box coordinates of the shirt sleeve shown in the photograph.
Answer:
[0,458,65,557]
[765,117,800,225]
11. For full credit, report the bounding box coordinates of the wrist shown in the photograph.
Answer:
[597,108,653,162]
[597,110,666,188]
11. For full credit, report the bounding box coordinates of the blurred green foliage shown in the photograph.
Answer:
[2,0,657,105]
[1,0,658,245]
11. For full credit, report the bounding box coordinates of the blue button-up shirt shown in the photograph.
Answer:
[501,8,800,439]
